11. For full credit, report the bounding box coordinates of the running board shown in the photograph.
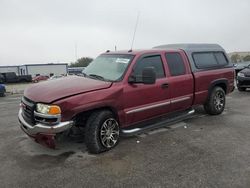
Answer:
[121,109,195,136]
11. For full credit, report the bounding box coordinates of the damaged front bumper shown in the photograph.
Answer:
[18,109,74,148]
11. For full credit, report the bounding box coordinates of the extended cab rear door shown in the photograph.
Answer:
[163,51,194,111]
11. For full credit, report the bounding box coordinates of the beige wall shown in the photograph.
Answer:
[27,65,67,77]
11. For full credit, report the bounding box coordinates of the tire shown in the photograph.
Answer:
[237,87,246,92]
[85,110,120,154]
[204,87,225,115]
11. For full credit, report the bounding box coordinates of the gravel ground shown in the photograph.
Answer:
[0,90,250,187]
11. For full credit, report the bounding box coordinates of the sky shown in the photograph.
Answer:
[0,0,250,65]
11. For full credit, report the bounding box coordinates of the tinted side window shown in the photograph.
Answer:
[193,52,218,68]
[165,53,186,76]
[193,52,228,69]
[133,55,165,81]
[214,52,228,65]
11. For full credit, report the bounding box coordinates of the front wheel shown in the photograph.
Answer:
[204,87,225,115]
[85,110,120,154]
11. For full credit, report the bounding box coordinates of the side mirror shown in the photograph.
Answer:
[128,75,136,83]
[142,67,156,84]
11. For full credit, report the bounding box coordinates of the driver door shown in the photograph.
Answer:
[123,54,171,125]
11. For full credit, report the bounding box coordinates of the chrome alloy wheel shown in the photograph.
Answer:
[213,91,225,111]
[100,118,119,148]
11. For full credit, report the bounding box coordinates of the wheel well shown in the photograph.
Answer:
[74,107,119,127]
[207,81,228,102]
[215,83,227,94]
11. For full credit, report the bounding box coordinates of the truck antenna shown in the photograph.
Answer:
[130,12,140,51]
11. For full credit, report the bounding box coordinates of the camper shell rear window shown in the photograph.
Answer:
[192,52,228,69]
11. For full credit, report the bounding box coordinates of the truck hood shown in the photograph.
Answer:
[240,68,250,75]
[24,76,112,103]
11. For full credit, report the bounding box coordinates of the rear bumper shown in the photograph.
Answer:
[18,109,74,136]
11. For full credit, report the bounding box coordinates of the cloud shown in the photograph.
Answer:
[0,0,250,65]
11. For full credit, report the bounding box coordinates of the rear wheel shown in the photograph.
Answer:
[85,110,120,154]
[204,87,225,115]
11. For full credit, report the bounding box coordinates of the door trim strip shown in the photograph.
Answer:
[126,101,171,114]
[126,96,191,115]
[171,96,191,104]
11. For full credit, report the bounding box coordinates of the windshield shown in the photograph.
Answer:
[83,54,134,81]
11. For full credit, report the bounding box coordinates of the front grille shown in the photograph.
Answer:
[35,116,58,124]
[21,97,61,126]
[21,97,35,126]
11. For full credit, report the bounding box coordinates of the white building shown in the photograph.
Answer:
[0,66,19,74]
[19,64,68,77]
[0,63,68,77]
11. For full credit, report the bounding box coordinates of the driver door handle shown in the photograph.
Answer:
[161,83,169,89]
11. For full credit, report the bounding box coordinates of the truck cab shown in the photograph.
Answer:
[0,72,32,83]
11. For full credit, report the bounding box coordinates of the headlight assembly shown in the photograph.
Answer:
[238,72,245,77]
[36,103,61,115]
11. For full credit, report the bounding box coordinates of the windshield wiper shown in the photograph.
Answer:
[81,72,88,77]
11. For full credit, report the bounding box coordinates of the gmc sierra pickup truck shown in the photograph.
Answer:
[18,44,235,154]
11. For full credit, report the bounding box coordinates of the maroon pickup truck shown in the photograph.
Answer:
[18,44,235,153]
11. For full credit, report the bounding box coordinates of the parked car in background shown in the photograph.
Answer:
[0,84,6,97]
[234,61,250,75]
[32,75,49,83]
[0,74,4,83]
[49,75,64,80]
[237,64,250,91]
[68,67,85,75]
[18,43,234,154]
[0,72,32,83]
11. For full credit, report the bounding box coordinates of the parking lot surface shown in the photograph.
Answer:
[0,91,250,188]
[4,83,33,94]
